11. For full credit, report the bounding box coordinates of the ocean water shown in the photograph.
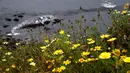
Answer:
[0,0,129,41]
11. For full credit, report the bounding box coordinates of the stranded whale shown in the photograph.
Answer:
[7,15,61,36]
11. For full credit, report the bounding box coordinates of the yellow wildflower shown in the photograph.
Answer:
[95,58,99,60]
[121,10,127,14]
[100,34,110,39]
[69,56,72,59]
[63,59,71,65]
[51,60,55,63]
[65,41,72,44]
[90,48,94,51]
[67,34,70,37]
[108,47,111,50]
[2,58,6,61]
[57,66,66,73]
[53,49,63,55]
[88,40,95,44]
[11,64,16,68]
[114,10,120,14]
[59,30,65,35]
[59,55,64,60]
[52,68,56,72]
[79,58,85,63]
[40,46,47,49]
[99,52,111,59]
[46,60,49,64]
[5,52,12,55]
[57,68,62,73]
[122,49,127,53]
[112,49,120,57]
[47,65,52,69]
[107,38,116,42]
[123,57,130,63]
[87,58,97,61]
[3,42,8,44]
[127,70,130,73]
[27,58,33,62]
[81,51,90,57]
[87,38,93,41]
[0,47,2,50]
[44,40,49,43]
[60,66,66,70]
[120,55,127,60]
[71,44,80,49]
[93,49,97,51]
[95,46,102,51]
[16,43,20,46]
[5,68,10,71]
[124,3,129,9]
[30,62,36,66]
[84,59,89,63]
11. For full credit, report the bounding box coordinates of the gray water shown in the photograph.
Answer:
[0,0,129,41]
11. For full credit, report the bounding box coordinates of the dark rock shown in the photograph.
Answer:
[53,19,62,24]
[18,15,23,18]
[13,14,17,17]
[5,18,12,21]
[25,38,28,40]
[13,18,19,22]
[13,13,24,18]
[44,27,50,31]
[3,25,9,28]
[44,21,50,25]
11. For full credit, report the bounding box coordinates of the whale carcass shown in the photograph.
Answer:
[7,15,62,36]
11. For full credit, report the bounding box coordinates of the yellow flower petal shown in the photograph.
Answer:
[123,57,130,63]
[81,51,90,57]
[99,52,111,59]
[11,64,16,68]
[53,49,63,55]
[63,59,71,65]
[107,38,116,42]
[59,30,65,35]
[27,58,33,62]
[5,68,10,71]
[100,34,110,39]
[30,62,36,66]
[121,10,127,14]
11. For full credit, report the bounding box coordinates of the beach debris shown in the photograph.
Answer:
[101,1,116,8]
